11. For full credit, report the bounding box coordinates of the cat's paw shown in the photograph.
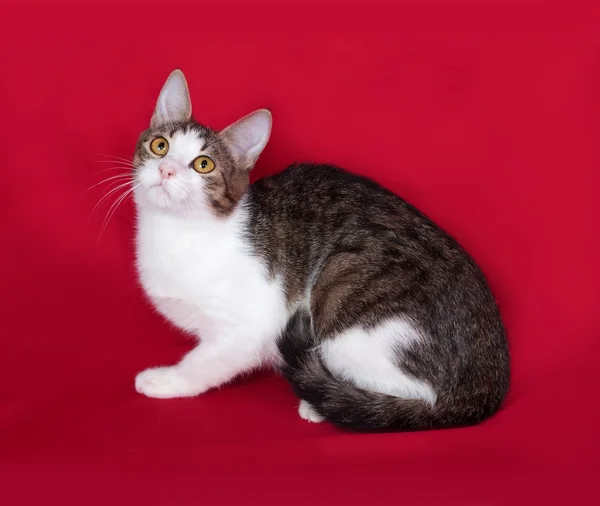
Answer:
[135,366,194,399]
[298,399,325,423]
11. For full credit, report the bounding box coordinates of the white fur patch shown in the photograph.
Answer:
[298,400,325,423]
[320,318,438,405]
[134,199,289,397]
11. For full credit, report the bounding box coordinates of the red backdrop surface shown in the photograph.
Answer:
[1,2,599,505]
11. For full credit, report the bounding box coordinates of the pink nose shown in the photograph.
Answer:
[159,164,176,179]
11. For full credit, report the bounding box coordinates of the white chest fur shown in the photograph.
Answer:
[135,207,289,357]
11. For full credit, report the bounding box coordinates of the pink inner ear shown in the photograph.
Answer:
[152,71,192,127]
[222,110,272,166]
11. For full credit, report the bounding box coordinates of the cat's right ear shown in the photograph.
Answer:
[151,70,192,128]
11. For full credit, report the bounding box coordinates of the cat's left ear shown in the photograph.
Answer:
[219,109,272,170]
[151,69,192,128]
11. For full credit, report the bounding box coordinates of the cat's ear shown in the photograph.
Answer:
[219,109,272,170]
[151,69,192,128]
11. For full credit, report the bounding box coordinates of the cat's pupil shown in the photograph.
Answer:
[201,160,207,168]
[158,142,165,150]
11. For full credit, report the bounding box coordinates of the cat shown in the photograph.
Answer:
[132,69,509,432]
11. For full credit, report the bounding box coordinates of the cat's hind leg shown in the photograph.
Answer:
[319,318,437,405]
[298,399,325,423]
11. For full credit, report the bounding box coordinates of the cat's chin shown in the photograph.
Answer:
[146,184,176,210]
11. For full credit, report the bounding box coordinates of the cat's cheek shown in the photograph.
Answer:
[137,166,161,191]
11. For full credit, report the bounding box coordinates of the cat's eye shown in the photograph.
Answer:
[192,155,215,174]
[150,137,169,156]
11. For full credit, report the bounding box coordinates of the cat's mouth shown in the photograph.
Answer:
[150,180,170,192]
[148,182,174,205]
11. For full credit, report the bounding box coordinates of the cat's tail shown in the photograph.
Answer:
[277,310,444,432]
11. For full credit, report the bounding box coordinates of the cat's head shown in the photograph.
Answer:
[133,70,271,216]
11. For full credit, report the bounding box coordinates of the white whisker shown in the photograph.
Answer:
[98,153,135,164]
[92,180,135,215]
[96,160,133,165]
[85,174,132,194]
[91,166,132,176]
[98,183,141,240]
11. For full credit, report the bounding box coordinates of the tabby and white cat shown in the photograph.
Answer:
[132,70,509,431]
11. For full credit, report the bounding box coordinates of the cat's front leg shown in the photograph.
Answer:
[135,334,268,399]
[135,366,195,398]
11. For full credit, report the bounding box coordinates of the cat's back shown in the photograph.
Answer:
[246,162,456,251]
[249,163,405,211]
[244,163,498,322]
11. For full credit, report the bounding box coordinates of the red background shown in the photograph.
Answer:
[1,1,599,504]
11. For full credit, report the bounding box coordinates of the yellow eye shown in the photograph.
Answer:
[150,137,169,156]
[192,155,215,174]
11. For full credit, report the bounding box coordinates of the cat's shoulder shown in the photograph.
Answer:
[257,162,343,184]
[252,162,389,194]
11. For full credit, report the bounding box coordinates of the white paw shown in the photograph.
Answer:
[298,399,325,423]
[135,366,194,399]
